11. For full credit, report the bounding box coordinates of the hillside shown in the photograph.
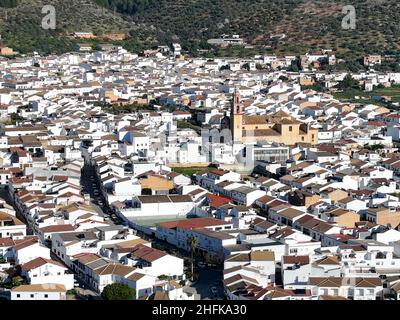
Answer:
[0,0,154,54]
[1,0,400,57]
[95,0,400,58]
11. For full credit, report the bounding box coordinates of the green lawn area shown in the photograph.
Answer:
[176,120,202,132]
[172,167,211,176]
[374,86,400,103]
[333,86,400,107]
[129,216,188,228]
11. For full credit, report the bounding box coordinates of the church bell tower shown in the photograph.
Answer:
[231,89,243,143]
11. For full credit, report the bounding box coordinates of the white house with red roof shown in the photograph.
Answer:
[118,195,195,218]
[156,217,236,257]
[11,284,67,300]
[11,236,51,265]
[38,224,75,243]
[0,236,17,262]
[0,211,26,239]
[197,169,241,192]
[122,244,184,279]
[21,257,74,290]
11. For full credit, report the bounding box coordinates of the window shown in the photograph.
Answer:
[30,294,34,298]
[17,294,20,298]
[289,126,293,132]
[44,294,48,298]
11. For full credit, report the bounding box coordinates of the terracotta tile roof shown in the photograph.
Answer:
[130,244,166,262]
[93,263,135,276]
[282,255,310,265]
[206,193,231,208]
[0,237,15,247]
[250,251,275,261]
[14,236,38,251]
[40,224,75,233]
[22,257,65,271]
[11,284,66,292]
[309,277,382,288]
[256,195,275,204]
[158,217,230,230]
[314,256,340,266]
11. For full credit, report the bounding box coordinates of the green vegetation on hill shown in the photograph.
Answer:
[1,0,400,58]
[0,0,151,54]
[0,0,17,7]
[93,0,400,57]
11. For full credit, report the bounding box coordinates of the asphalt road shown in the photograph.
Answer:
[80,151,123,225]
[190,267,225,300]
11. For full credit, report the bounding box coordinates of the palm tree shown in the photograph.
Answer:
[186,236,198,281]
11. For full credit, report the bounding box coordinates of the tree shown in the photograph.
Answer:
[288,59,301,72]
[10,113,25,124]
[101,283,136,300]
[186,236,198,282]
[338,74,360,90]
[11,277,21,287]
[141,188,152,195]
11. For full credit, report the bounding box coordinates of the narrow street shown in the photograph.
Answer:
[0,186,33,235]
[80,147,123,225]
[49,251,101,300]
[189,267,225,300]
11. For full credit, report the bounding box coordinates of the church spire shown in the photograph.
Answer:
[232,88,242,115]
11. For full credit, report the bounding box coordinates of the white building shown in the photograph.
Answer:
[11,284,67,300]
[21,257,74,290]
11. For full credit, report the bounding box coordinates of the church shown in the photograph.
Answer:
[230,90,318,145]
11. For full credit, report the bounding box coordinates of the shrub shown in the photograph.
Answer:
[101,283,136,300]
